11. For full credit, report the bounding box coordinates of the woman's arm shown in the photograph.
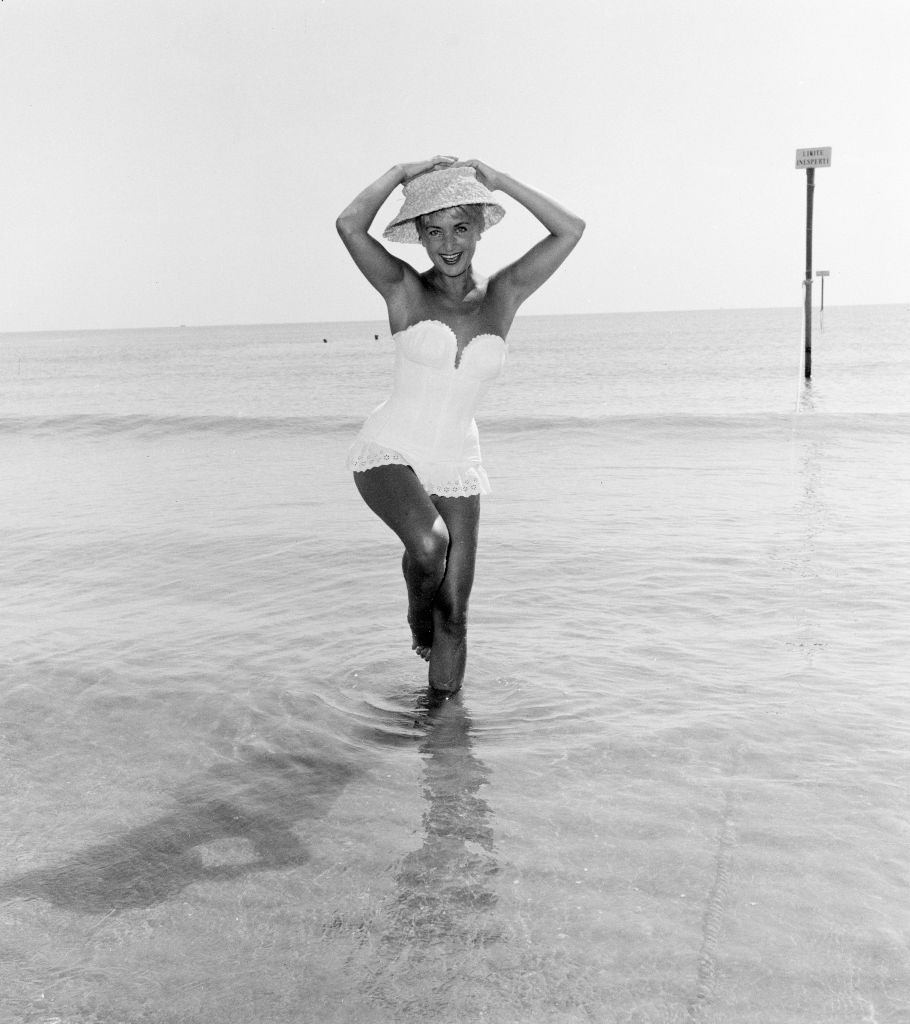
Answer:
[336,156,456,299]
[461,159,585,311]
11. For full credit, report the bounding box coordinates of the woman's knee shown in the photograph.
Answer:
[407,521,449,578]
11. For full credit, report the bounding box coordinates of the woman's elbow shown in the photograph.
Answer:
[335,214,356,239]
[555,216,585,248]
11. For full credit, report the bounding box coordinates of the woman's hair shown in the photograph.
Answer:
[416,204,485,238]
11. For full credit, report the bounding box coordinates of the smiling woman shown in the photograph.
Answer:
[417,206,486,274]
[418,203,485,244]
[335,155,584,698]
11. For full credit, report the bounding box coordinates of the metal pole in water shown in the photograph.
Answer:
[795,147,831,382]
[803,167,815,379]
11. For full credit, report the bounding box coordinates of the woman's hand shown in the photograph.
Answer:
[399,155,458,184]
[457,159,502,191]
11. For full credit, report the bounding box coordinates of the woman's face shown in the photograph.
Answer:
[418,206,482,277]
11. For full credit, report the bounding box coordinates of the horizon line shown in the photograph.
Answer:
[3,300,908,338]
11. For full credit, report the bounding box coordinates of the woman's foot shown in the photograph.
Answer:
[408,612,433,661]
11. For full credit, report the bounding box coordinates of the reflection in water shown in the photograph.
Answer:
[797,379,810,414]
[792,405,831,669]
[1,748,359,913]
[384,692,499,951]
[797,378,818,414]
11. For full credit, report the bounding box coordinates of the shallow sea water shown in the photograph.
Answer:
[1,307,909,1023]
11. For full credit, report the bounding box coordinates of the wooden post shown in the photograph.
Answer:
[803,167,815,379]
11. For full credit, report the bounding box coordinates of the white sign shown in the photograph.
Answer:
[815,270,830,277]
[795,147,832,169]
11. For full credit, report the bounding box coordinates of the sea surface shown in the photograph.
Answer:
[1,306,908,1024]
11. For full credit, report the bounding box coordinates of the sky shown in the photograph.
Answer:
[1,0,908,333]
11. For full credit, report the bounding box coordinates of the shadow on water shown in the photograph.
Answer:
[0,746,359,914]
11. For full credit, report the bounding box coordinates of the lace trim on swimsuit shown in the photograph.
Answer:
[347,440,490,497]
[348,441,410,472]
[417,470,489,498]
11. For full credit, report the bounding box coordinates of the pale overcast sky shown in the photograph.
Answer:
[1,0,908,332]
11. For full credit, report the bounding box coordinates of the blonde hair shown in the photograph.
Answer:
[416,204,485,239]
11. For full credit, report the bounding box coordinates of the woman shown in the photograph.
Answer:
[336,155,584,697]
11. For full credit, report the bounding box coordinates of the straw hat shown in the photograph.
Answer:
[383,165,505,244]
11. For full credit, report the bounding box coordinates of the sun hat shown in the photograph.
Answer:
[382,165,506,244]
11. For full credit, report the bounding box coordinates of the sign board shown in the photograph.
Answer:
[815,270,830,277]
[795,147,832,169]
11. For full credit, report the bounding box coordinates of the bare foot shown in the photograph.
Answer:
[408,613,433,662]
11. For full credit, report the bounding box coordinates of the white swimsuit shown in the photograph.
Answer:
[347,319,508,497]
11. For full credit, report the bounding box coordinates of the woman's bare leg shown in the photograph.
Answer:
[400,550,432,659]
[354,466,449,658]
[427,494,480,696]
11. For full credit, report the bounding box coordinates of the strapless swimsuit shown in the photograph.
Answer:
[347,319,508,497]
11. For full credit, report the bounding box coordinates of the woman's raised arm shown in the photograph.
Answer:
[460,160,585,312]
[336,157,457,299]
